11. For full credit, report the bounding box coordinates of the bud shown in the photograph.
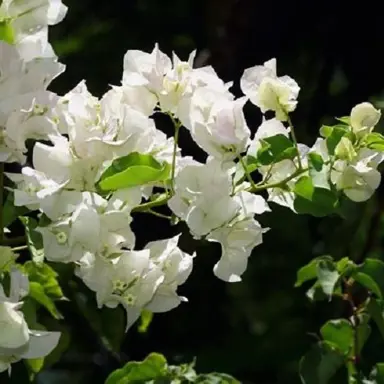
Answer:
[350,102,381,138]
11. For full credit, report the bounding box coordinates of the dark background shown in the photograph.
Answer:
[6,0,384,383]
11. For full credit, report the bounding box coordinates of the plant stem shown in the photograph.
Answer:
[132,194,171,213]
[245,167,307,193]
[0,163,4,244]
[146,209,173,220]
[238,155,257,190]
[287,115,303,170]
[11,245,28,252]
[170,116,181,194]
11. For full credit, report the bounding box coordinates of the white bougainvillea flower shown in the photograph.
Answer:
[123,43,172,93]
[334,148,384,202]
[144,235,194,313]
[0,269,60,373]
[350,102,381,138]
[0,0,67,60]
[208,217,267,282]
[189,92,250,160]
[241,58,299,121]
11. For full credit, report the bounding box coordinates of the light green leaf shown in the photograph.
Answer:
[316,260,340,297]
[98,152,171,191]
[365,133,384,151]
[299,341,344,384]
[105,352,167,384]
[257,134,297,165]
[326,125,350,155]
[336,116,351,125]
[353,273,382,299]
[0,246,16,271]
[0,20,14,43]
[20,217,44,264]
[320,319,354,355]
[367,298,384,340]
[28,281,62,320]
[24,357,44,381]
[196,373,240,383]
[138,309,153,333]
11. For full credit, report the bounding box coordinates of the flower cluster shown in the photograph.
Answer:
[1,0,384,373]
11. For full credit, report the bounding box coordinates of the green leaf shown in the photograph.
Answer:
[28,281,62,320]
[0,246,16,271]
[20,217,44,264]
[320,319,354,355]
[356,313,371,355]
[138,309,153,333]
[196,373,240,383]
[355,259,384,298]
[353,273,382,299]
[295,256,333,287]
[0,20,14,44]
[105,352,167,384]
[294,176,338,217]
[365,132,384,151]
[368,363,384,384]
[257,134,297,165]
[308,153,324,172]
[326,125,350,155]
[98,152,171,191]
[24,358,44,381]
[320,125,334,138]
[299,341,344,384]
[316,260,340,297]
[367,298,384,340]
[336,116,351,125]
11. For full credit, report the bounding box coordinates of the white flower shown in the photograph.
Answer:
[350,102,381,138]
[123,43,171,93]
[189,91,250,159]
[241,58,299,121]
[334,148,384,202]
[0,269,60,373]
[144,235,194,313]
[208,217,267,282]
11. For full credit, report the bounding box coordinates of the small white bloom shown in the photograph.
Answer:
[350,102,381,138]
[241,58,299,121]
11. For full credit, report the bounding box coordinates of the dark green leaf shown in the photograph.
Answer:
[355,259,384,298]
[98,152,171,191]
[299,341,344,384]
[2,193,29,228]
[367,298,384,340]
[320,319,353,355]
[294,177,338,217]
[295,256,333,287]
[354,273,382,299]
[257,134,297,165]
[368,363,384,384]
[356,313,371,355]
[308,153,324,172]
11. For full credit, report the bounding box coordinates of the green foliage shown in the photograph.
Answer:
[138,310,153,334]
[22,261,64,319]
[0,20,14,44]
[20,217,44,264]
[364,133,384,151]
[299,341,344,384]
[98,152,171,191]
[105,353,240,384]
[293,176,339,217]
[324,125,351,155]
[320,319,354,356]
[256,134,297,165]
